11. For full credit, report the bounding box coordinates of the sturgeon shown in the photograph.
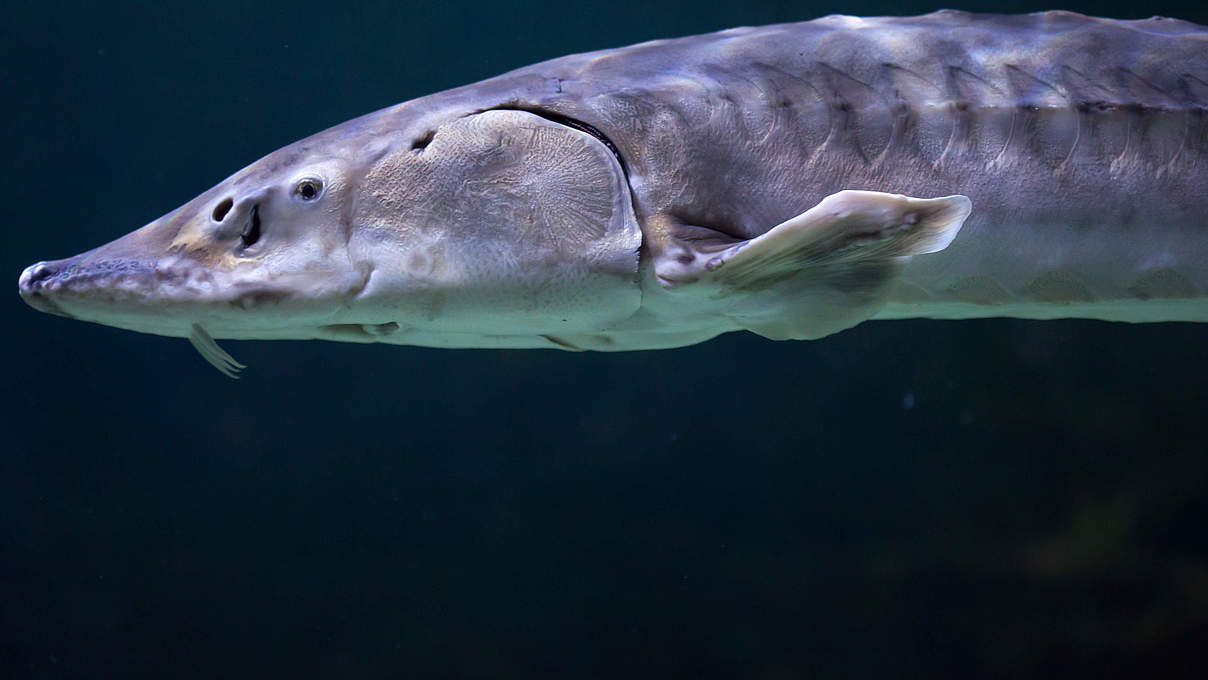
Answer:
[17,11,1208,376]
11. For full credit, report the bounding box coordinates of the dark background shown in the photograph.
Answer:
[4,1,1208,677]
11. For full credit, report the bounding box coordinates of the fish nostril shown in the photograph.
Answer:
[212,196,234,222]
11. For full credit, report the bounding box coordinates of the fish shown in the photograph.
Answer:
[17,10,1208,377]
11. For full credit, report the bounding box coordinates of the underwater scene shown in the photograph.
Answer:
[5,0,1208,677]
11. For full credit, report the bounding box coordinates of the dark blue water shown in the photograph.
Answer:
[5,1,1208,677]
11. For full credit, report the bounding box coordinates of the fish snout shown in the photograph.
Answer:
[20,261,57,288]
[18,260,73,317]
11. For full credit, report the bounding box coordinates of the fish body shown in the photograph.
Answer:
[17,11,1208,372]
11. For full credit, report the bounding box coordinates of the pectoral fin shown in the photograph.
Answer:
[655,190,971,339]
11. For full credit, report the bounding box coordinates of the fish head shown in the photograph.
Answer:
[17,126,372,342]
[18,106,642,356]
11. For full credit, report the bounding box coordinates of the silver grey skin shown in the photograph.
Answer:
[17,11,1208,375]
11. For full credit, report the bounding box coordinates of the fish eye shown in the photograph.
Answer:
[295,178,323,201]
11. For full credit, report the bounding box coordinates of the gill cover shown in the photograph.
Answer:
[349,109,642,334]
